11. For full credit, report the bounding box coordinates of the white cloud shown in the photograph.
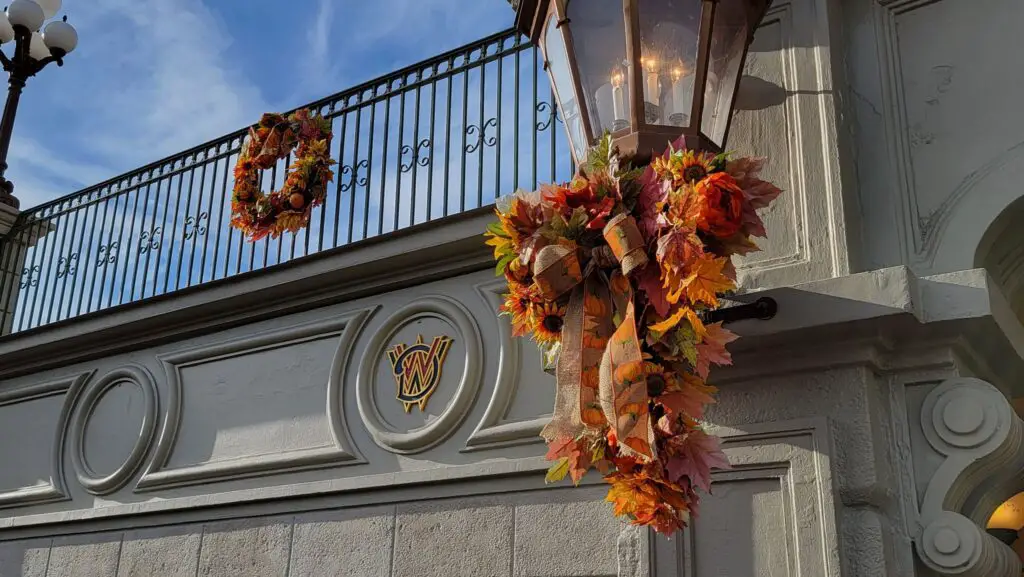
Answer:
[343,0,509,51]
[309,0,334,69]
[7,0,512,210]
[293,0,338,99]
[6,136,114,208]
[75,0,269,160]
[7,0,270,209]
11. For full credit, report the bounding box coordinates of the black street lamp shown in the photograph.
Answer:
[0,0,78,209]
[511,0,770,165]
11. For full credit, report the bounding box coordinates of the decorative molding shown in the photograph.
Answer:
[136,309,373,492]
[463,279,549,452]
[875,0,937,264]
[617,524,651,577]
[0,371,92,509]
[356,296,483,454]
[69,365,158,495]
[875,0,1024,267]
[914,378,1024,576]
[733,0,811,274]
[649,418,841,577]
[918,512,1020,577]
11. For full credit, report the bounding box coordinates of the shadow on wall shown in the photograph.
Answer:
[0,532,122,577]
[733,74,830,112]
[0,539,43,577]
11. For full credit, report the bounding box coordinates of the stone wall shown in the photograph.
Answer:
[0,486,639,577]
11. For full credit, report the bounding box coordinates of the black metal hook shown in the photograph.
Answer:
[700,297,778,326]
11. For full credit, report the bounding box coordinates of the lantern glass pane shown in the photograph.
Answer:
[565,0,630,136]
[701,0,750,146]
[637,0,703,127]
[543,14,589,159]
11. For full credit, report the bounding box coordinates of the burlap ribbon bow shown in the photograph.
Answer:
[534,214,657,460]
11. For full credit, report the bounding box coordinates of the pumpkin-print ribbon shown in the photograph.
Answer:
[598,273,655,460]
[603,214,649,276]
[536,217,655,461]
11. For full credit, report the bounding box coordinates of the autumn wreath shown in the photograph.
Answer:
[231,109,336,241]
[485,135,782,535]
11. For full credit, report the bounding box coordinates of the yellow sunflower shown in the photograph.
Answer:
[654,149,718,186]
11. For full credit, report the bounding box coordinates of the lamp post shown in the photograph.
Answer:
[511,0,770,165]
[0,0,78,209]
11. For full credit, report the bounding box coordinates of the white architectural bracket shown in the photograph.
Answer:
[915,378,1024,576]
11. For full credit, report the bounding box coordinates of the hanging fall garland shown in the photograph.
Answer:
[485,135,782,535]
[231,109,336,241]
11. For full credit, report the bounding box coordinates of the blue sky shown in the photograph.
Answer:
[4,0,585,333]
[8,0,514,210]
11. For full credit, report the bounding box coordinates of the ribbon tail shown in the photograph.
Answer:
[541,273,615,443]
[599,275,656,461]
[541,285,586,443]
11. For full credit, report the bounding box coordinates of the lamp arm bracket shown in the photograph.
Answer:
[699,297,778,326]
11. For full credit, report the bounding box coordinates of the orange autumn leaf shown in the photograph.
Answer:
[695,321,739,379]
[649,305,705,338]
[683,255,733,307]
[606,475,661,518]
[649,306,688,334]
[545,436,575,461]
[684,307,707,340]
[660,372,718,420]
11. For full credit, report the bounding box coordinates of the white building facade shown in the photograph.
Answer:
[1,0,1023,575]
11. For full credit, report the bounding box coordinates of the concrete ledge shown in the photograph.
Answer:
[721,266,1024,394]
[0,208,494,380]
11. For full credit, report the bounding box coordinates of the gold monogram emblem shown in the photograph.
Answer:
[387,335,454,413]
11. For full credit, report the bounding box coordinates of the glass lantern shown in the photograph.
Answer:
[515,0,770,163]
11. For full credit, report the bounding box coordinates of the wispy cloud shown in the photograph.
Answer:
[71,0,269,159]
[8,0,269,208]
[6,136,114,208]
[7,0,512,211]
[309,0,335,71]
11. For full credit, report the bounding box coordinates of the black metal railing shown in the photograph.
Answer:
[0,28,576,335]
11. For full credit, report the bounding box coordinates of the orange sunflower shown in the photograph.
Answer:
[533,301,566,344]
[500,282,542,337]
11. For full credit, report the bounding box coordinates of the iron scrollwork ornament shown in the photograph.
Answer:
[56,254,79,278]
[138,228,161,254]
[183,212,209,240]
[401,139,432,172]
[465,118,498,153]
[96,242,119,267]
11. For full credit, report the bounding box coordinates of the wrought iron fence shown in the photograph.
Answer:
[0,28,576,335]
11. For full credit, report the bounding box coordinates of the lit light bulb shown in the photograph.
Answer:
[610,72,623,87]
